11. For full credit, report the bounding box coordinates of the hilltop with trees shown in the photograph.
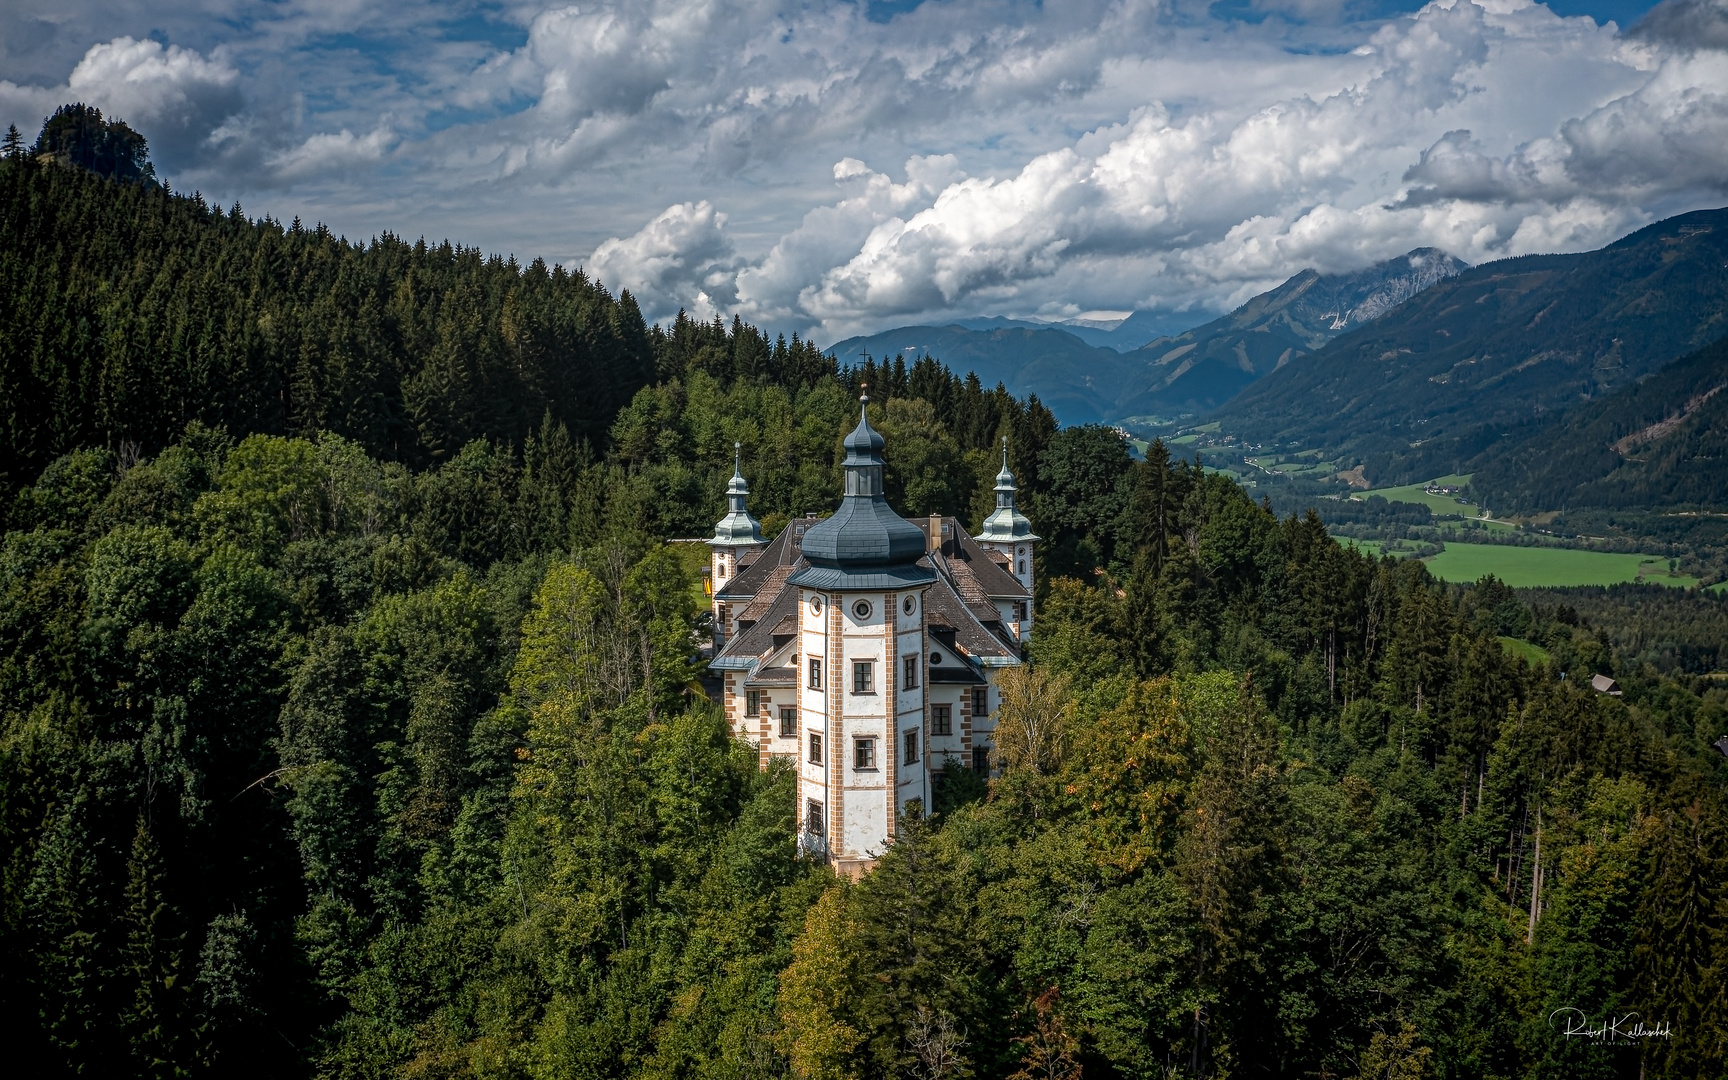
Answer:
[2,111,1725,1080]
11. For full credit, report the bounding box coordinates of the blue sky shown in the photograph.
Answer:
[2,0,1724,342]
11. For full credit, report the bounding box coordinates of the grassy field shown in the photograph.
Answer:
[1339,537,1703,589]
[1421,544,1700,589]
[1357,474,1480,516]
[1498,637,1553,665]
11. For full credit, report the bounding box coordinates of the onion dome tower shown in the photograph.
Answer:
[975,437,1039,593]
[789,390,935,876]
[792,396,935,590]
[708,442,767,643]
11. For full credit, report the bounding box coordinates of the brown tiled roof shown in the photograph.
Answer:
[924,572,1019,662]
[927,630,986,683]
[714,586,802,667]
[715,527,793,601]
[711,514,1024,680]
[737,563,797,625]
[950,529,1030,599]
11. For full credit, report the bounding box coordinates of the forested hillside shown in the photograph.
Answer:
[1470,334,1728,513]
[1213,208,1728,484]
[4,133,1728,1080]
[0,149,661,490]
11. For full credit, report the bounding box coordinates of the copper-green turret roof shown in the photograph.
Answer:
[976,437,1039,544]
[710,442,766,548]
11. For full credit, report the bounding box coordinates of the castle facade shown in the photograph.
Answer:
[707,394,1037,875]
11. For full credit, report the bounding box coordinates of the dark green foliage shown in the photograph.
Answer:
[0,153,655,491]
[1470,333,1728,513]
[1036,425,1135,578]
[1520,584,1728,676]
[34,104,156,185]
[3,147,1723,1080]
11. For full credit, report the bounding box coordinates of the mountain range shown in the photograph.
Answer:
[1119,248,1469,418]
[1213,208,1728,482]
[826,249,1469,425]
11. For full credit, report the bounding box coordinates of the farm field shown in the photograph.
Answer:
[1421,543,1700,589]
[1357,474,1481,516]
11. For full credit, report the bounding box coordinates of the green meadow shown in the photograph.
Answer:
[1357,474,1480,515]
[1422,543,1699,589]
[1339,537,1702,589]
[1498,636,1553,665]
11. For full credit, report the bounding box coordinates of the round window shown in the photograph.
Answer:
[809,595,823,614]
[852,599,873,620]
[929,652,943,665]
[902,595,917,616]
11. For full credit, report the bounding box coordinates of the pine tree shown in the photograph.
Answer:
[1635,798,1728,1077]
[121,819,189,1078]
[2,123,22,159]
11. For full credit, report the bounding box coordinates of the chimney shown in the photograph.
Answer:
[927,514,942,553]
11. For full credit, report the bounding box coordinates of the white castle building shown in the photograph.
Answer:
[707,393,1038,876]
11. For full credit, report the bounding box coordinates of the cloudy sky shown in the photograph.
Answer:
[3,0,1725,342]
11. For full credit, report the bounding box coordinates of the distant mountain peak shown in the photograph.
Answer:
[1212,205,1728,485]
[1112,248,1470,418]
[1328,247,1471,329]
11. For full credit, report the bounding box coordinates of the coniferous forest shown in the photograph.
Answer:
[4,127,1728,1080]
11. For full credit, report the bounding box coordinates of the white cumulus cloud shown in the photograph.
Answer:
[4,0,1727,346]
[589,200,740,319]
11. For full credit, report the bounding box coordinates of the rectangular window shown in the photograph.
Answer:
[854,737,877,770]
[806,799,824,835]
[852,660,874,694]
[780,707,797,738]
[808,657,822,690]
[971,687,988,718]
[745,690,760,717]
[808,731,823,765]
[903,729,919,765]
[903,654,919,689]
[931,704,952,736]
[972,746,990,775]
